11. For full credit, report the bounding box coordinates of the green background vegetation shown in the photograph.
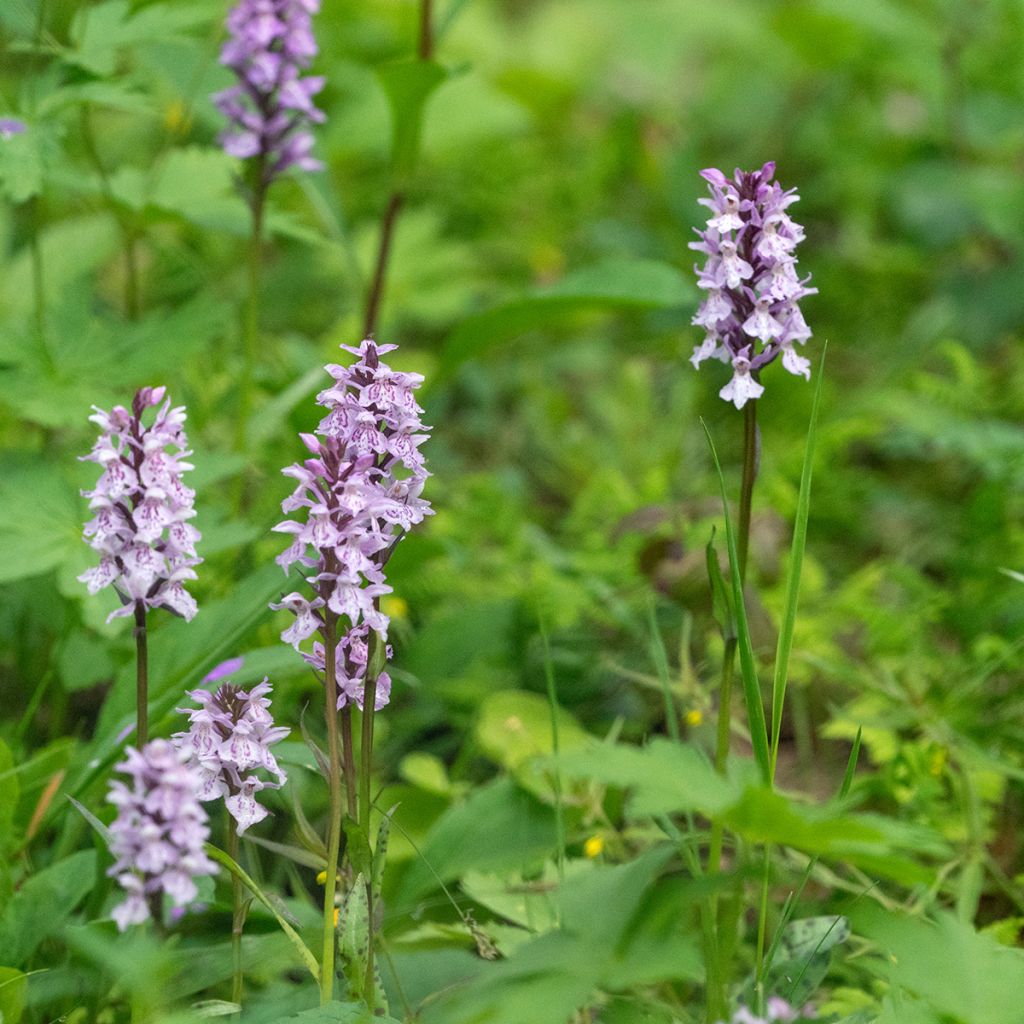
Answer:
[2,1,1024,1022]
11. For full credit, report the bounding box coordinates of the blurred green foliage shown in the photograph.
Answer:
[2,0,1024,1022]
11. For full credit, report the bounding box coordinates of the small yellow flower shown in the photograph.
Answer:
[163,99,191,135]
[929,747,947,777]
[685,708,703,727]
[316,870,327,885]
[583,835,604,859]
[333,906,340,927]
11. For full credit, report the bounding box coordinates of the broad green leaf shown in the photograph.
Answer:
[0,851,95,965]
[376,60,447,178]
[0,463,81,584]
[0,122,57,203]
[475,689,589,798]
[67,0,214,76]
[419,848,691,1024]
[0,967,27,1024]
[276,1003,401,1024]
[0,740,19,848]
[439,259,693,374]
[557,738,742,818]
[854,908,1024,1024]
[399,752,452,796]
[394,778,557,904]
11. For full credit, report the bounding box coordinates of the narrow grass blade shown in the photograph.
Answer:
[839,726,862,799]
[205,843,320,983]
[770,346,827,780]
[702,421,771,784]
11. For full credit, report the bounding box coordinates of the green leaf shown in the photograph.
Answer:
[0,123,57,204]
[204,844,320,984]
[705,529,736,642]
[770,347,826,779]
[778,914,851,961]
[376,60,447,178]
[557,738,742,819]
[702,419,771,783]
[276,1003,401,1024]
[854,908,1024,1024]
[67,0,214,76]
[475,689,589,799]
[0,740,19,851]
[0,967,27,1024]
[0,851,95,965]
[0,462,81,584]
[439,259,693,374]
[394,778,558,904]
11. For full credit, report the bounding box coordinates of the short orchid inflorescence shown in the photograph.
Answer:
[689,162,816,409]
[106,740,218,931]
[271,339,432,710]
[174,678,289,834]
[78,386,201,622]
[214,0,325,187]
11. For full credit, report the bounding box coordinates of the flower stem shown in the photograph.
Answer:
[737,401,758,581]
[228,815,244,1008]
[360,636,380,1011]
[134,603,148,746]
[361,0,434,338]
[320,611,342,1005]
[706,400,759,1020]
[340,707,358,819]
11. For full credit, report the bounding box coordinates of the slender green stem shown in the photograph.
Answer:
[134,603,148,746]
[361,0,434,338]
[320,612,342,1005]
[340,707,358,820]
[754,845,771,1014]
[359,636,380,1010]
[228,816,244,1008]
[418,0,434,59]
[706,402,759,1021]
[737,401,758,583]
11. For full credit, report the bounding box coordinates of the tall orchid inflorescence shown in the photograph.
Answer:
[79,387,201,622]
[271,339,432,710]
[106,740,218,931]
[174,678,289,833]
[213,0,325,190]
[689,162,816,409]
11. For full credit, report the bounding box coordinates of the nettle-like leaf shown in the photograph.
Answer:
[65,0,215,77]
[854,907,1024,1024]
[418,847,699,1024]
[0,120,62,203]
[557,739,945,884]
